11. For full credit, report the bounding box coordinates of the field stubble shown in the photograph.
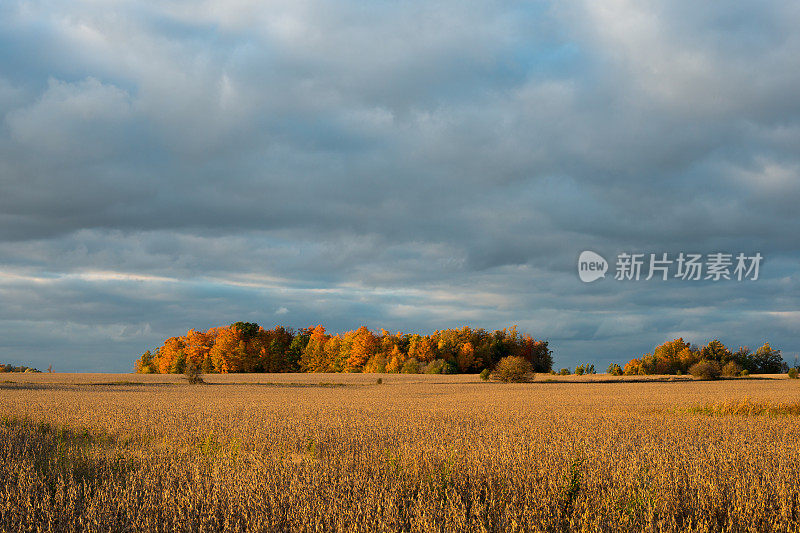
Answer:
[1,373,798,532]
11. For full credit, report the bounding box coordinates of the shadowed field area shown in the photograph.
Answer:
[1,373,798,532]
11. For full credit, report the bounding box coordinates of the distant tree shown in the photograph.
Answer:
[753,343,783,374]
[408,335,435,364]
[607,363,622,376]
[135,350,156,374]
[323,335,345,372]
[456,342,476,373]
[363,354,388,373]
[623,357,643,375]
[700,340,733,364]
[285,329,311,372]
[232,322,260,340]
[385,345,404,373]
[518,335,553,372]
[169,349,187,374]
[158,337,186,374]
[300,325,329,372]
[347,326,378,371]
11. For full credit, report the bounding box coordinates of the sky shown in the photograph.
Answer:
[1,0,799,372]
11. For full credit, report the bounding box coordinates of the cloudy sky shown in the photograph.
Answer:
[1,0,799,372]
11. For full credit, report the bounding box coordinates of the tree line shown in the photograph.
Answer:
[619,338,785,376]
[0,363,41,373]
[134,323,554,374]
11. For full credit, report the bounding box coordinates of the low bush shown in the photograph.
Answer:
[689,360,721,380]
[788,368,799,379]
[479,368,491,381]
[491,356,534,383]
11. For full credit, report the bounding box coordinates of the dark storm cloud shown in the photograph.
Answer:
[1,0,799,371]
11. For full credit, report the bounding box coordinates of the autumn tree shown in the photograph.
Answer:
[347,326,377,371]
[386,345,405,373]
[518,335,553,372]
[700,340,733,364]
[324,335,345,372]
[408,335,435,364]
[158,337,186,374]
[186,329,214,373]
[135,350,156,374]
[300,325,329,372]
[209,327,238,373]
[456,342,476,372]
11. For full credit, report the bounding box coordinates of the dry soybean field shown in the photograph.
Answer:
[1,373,799,532]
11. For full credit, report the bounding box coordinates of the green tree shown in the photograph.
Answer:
[753,343,783,373]
[700,340,733,364]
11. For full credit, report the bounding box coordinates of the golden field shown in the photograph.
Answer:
[1,373,798,532]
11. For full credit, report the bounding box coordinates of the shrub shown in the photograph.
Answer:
[788,368,799,379]
[607,364,622,376]
[740,369,749,377]
[376,378,383,385]
[689,360,721,380]
[479,368,491,381]
[721,361,743,378]
[558,368,570,376]
[491,356,534,383]
[575,364,585,376]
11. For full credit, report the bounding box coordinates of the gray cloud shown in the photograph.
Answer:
[0,0,799,371]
